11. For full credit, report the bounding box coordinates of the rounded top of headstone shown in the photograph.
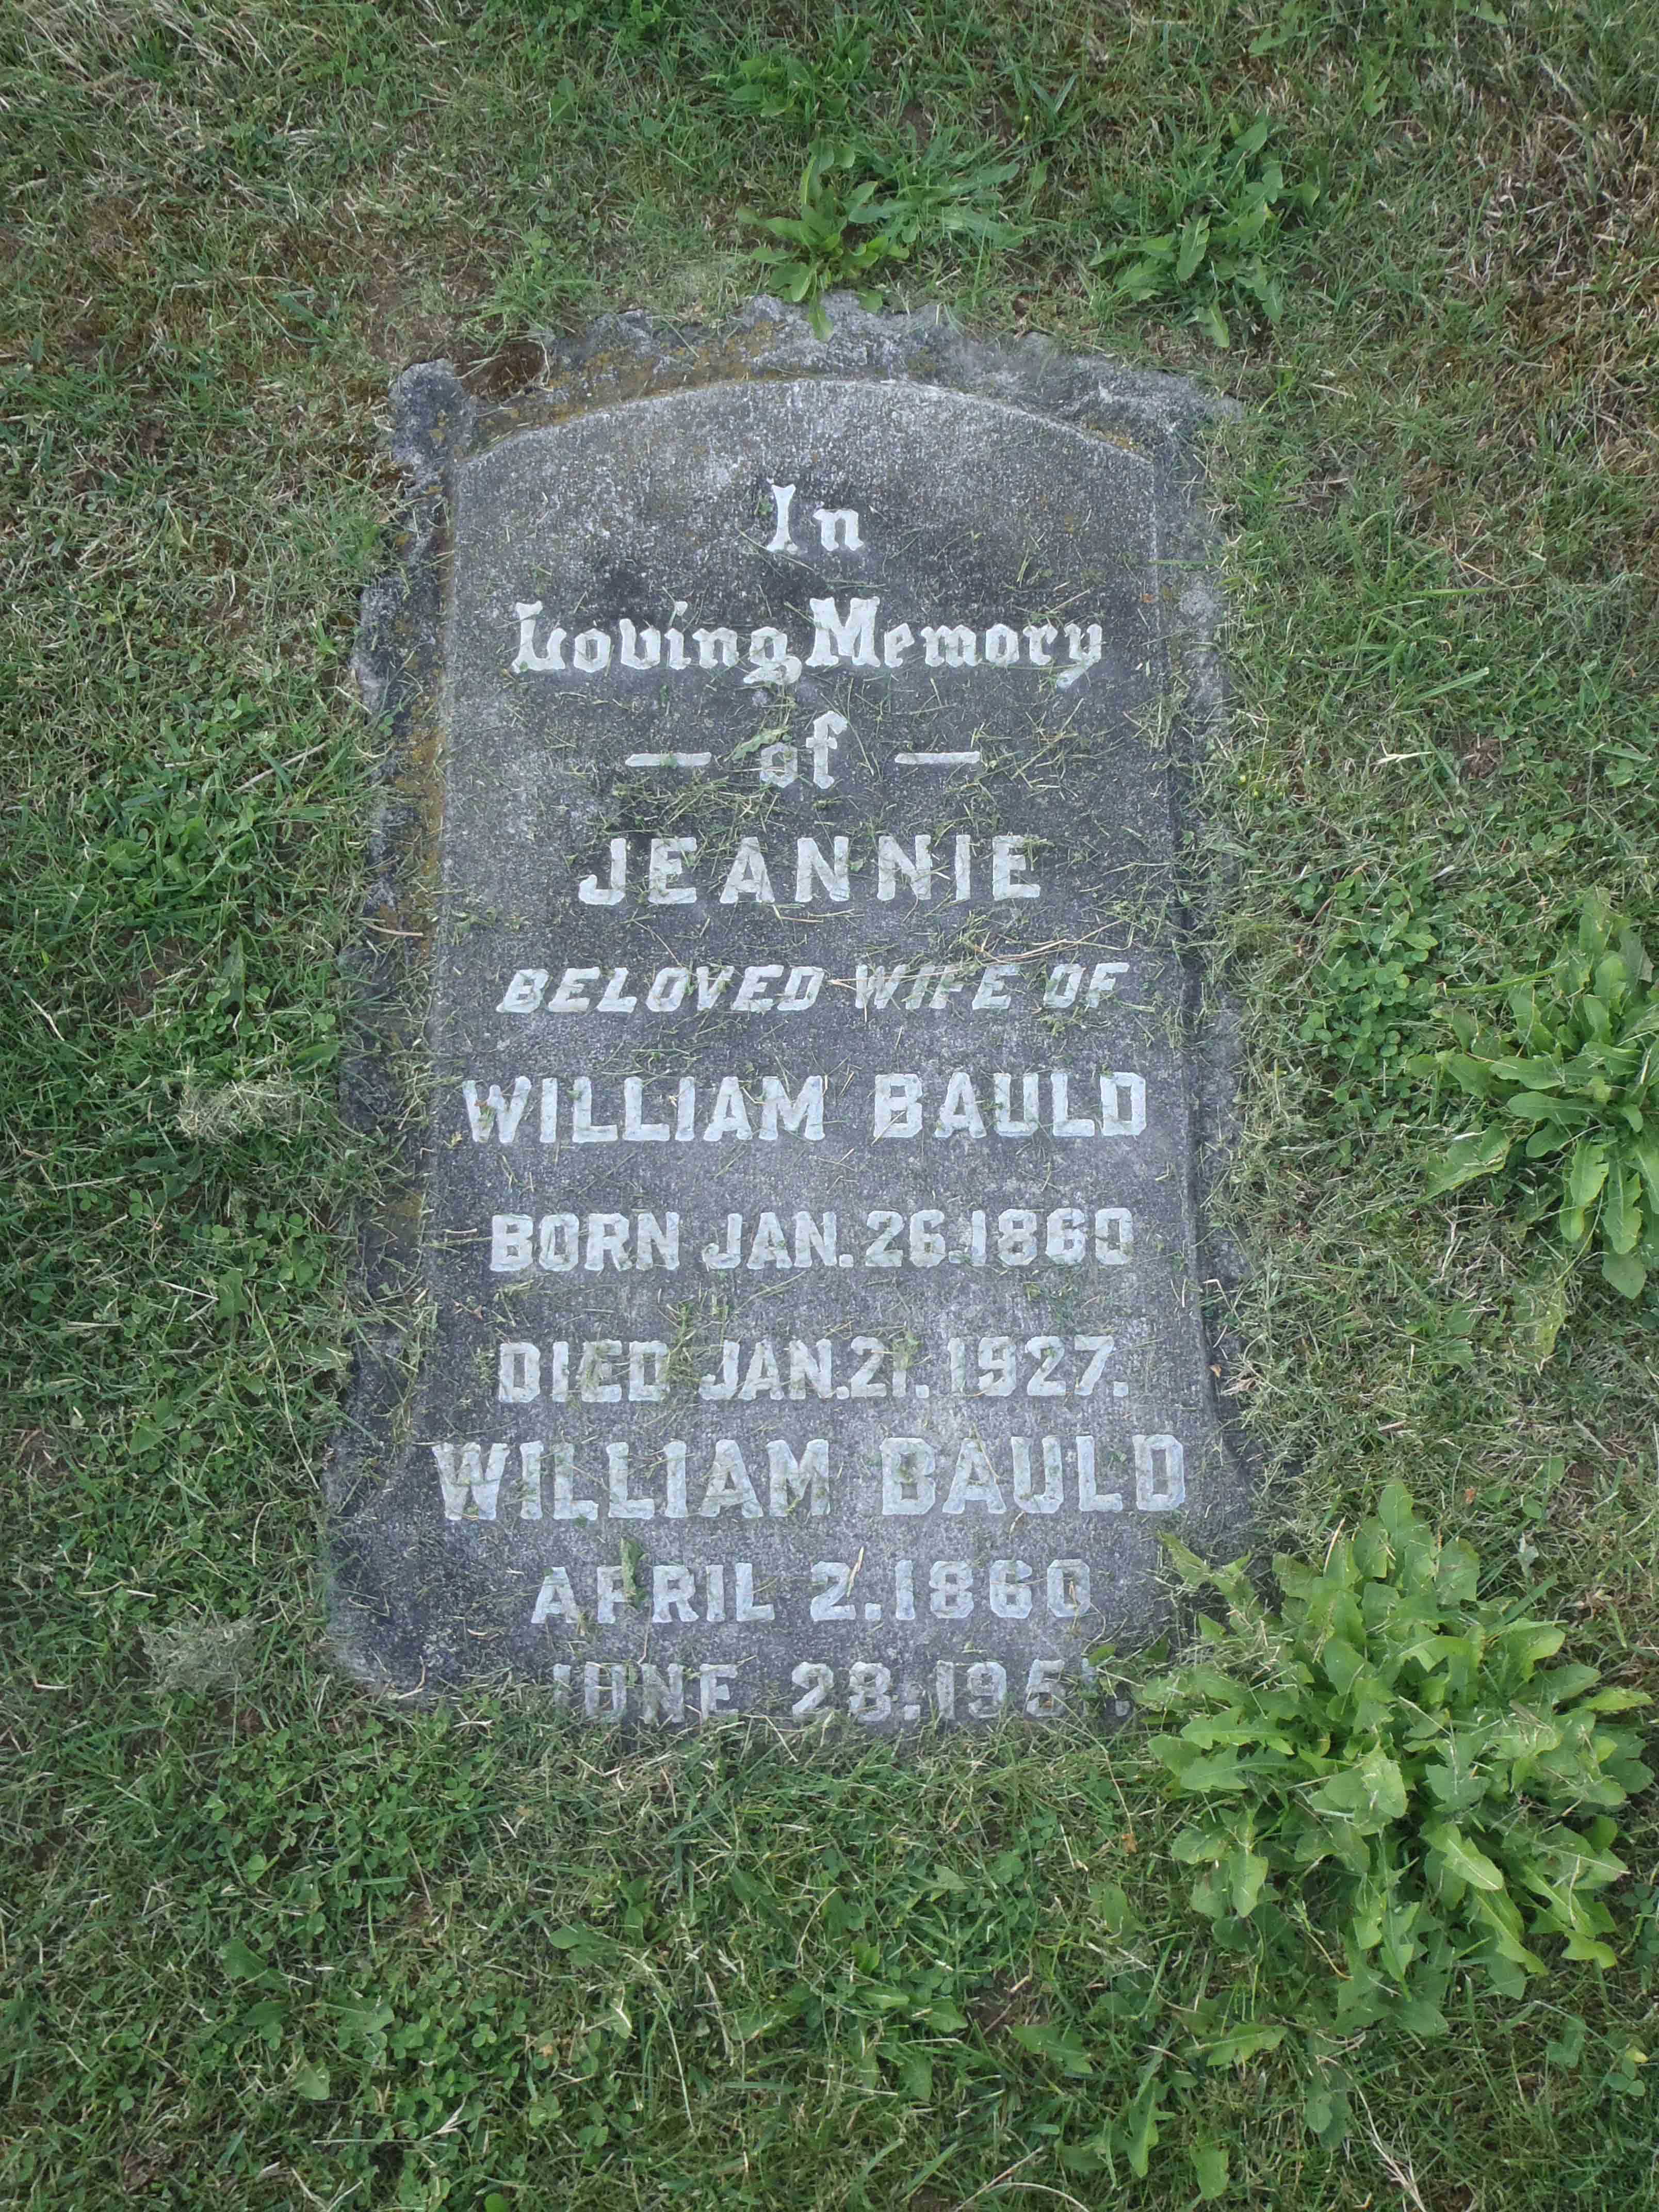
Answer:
[391,295,1236,483]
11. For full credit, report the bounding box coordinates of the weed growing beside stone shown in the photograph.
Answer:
[1419,893,1659,1315]
[1135,1490,1650,2047]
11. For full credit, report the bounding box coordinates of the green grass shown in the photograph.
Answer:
[4,1,1657,2204]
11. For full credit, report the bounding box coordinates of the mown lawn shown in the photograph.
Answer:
[3,4,1656,2206]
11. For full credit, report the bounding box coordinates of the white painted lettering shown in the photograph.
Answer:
[944,1440,1006,1516]
[596,1563,630,1622]
[877,835,933,901]
[720,839,775,904]
[640,1664,686,1724]
[1100,1072,1148,1135]
[700,1664,736,1720]
[578,839,626,905]
[857,964,909,1011]
[992,836,1040,899]
[496,968,548,1013]
[431,1440,507,1521]
[735,1563,774,1621]
[1135,1434,1185,1510]
[653,1564,697,1622]
[805,595,879,669]
[571,1078,618,1144]
[765,482,799,552]
[779,965,823,1010]
[697,1440,762,1519]
[795,837,850,903]
[760,1075,823,1141]
[921,624,977,668]
[530,1568,578,1625]
[552,1440,596,1522]
[768,1438,829,1517]
[814,506,863,552]
[649,837,697,904]
[744,625,802,687]
[511,602,564,673]
[619,619,660,670]
[694,626,739,669]
[873,1074,922,1140]
[549,968,599,1012]
[463,1076,531,1144]
[607,1442,653,1520]
[1058,622,1103,688]
[498,1342,539,1403]
[882,1438,936,1516]
[622,1079,670,1143]
[490,1214,531,1272]
[733,964,782,1012]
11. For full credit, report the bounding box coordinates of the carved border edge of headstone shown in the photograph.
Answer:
[327,296,1256,1690]
[329,362,477,1685]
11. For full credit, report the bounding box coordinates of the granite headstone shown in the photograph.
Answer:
[337,300,1244,1726]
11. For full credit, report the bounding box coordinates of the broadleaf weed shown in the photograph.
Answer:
[1096,112,1320,346]
[1416,892,1659,1310]
[1130,1486,1651,2045]
[745,144,907,333]
[745,129,1036,333]
[715,20,871,137]
[1292,863,1449,1140]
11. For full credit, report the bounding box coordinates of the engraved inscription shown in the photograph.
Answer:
[338,346,1238,1719]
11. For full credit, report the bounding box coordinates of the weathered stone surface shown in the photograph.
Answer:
[333,299,1245,1727]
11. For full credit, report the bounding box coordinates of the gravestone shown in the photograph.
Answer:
[337,300,1244,1726]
